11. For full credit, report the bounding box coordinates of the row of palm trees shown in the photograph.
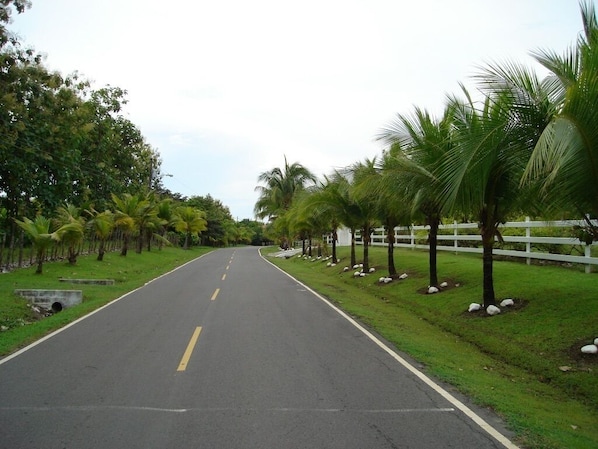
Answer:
[14,192,208,274]
[255,1,598,307]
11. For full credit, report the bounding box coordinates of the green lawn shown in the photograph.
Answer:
[264,246,598,449]
[0,246,213,355]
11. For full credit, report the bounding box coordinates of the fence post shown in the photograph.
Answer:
[585,244,592,274]
[454,220,458,255]
[526,216,531,266]
[410,225,415,249]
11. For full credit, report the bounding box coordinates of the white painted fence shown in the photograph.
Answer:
[348,218,598,273]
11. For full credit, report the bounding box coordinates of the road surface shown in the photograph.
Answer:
[0,247,517,448]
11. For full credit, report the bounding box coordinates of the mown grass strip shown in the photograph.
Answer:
[0,246,213,356]
[265,246,598,449]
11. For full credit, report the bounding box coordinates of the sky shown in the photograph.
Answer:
[9,0,592,220]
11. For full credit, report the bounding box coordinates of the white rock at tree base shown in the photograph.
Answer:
[353,264,359,269]
[359,272,366,277]
[369,267,376,273]
[440,281,448,288]
[427,286,439,294]
[581,344,598,354]
[326,262,332,267]
[468,303,481,312]
[594,337,598,345]
[379,277,386,283]
[500,299,515,307]
[343,267,349,272]
[354,271,361,277]
[486,305,501,316]
[399,273,408,280]
[384,277,393,284]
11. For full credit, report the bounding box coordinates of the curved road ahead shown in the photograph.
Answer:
[0,247,517,448]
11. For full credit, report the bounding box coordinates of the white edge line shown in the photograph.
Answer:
[0,251,213,367]
[259,248,520,449]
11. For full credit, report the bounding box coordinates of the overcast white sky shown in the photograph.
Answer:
[10,0,591,220]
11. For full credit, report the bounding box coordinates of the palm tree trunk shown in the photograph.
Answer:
[481,230,496,306]
[362,225,370,272]
[121,235,129,256]
[35,249,44,274]
[331,228,337,263]
[428,215,440,287]
[350,228,356,268]
[97,240,105,261]
[386,226,396,276]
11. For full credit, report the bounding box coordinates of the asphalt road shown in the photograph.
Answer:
[0,247,518,449]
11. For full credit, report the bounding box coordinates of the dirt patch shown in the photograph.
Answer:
[415,278,463,295]
[461,298,529,318]
[564,339,598,369]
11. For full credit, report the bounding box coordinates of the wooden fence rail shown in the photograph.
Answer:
[350,217,598,273]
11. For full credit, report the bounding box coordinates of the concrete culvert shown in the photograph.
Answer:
[51,302,63,312]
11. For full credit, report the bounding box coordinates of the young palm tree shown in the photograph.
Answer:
[440,82,550,306]
[522,1,598,238]
[354,150,412,278]
[85,208,114,261]
[377,105,455,285]
[14,216,74,274]
[346,158,380,273]
[173,206,207,249]
[54,203,85,265]
[111,193,149,256]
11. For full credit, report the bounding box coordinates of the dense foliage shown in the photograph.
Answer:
[0,2,265,267]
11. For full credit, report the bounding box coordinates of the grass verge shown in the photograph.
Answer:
[0,246,212,356]
[264,246,598,449]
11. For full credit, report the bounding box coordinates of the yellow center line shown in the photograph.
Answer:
[222,274,226,281]
[226,265,230,270]
[177,326,202,372]
[211,288,220,301]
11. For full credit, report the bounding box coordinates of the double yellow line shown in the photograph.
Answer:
[176,252,235,372]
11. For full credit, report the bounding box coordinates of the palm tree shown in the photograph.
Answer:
[440,82,551,306]
[85,208,114,261]
[14,216,73,274]
[254,156,317,221]
[353,149,412,278]
[522,1,598,239]
[346,158,380,273]
[377,105,455,286]
[54,203,85,265]
[173,206,207,249]
[111,193,148,256]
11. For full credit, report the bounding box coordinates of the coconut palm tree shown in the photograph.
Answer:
[85,208,114,261]
[254,156,317,221]
[111,193,148,256]
[13,216,76,274]
[346,158,380,273]
[173,206,207,249]
[377,105,456,285]
[353,149,412,278]
[440,81,551,306]
[54,203,85,265]
[522,1,598,239]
